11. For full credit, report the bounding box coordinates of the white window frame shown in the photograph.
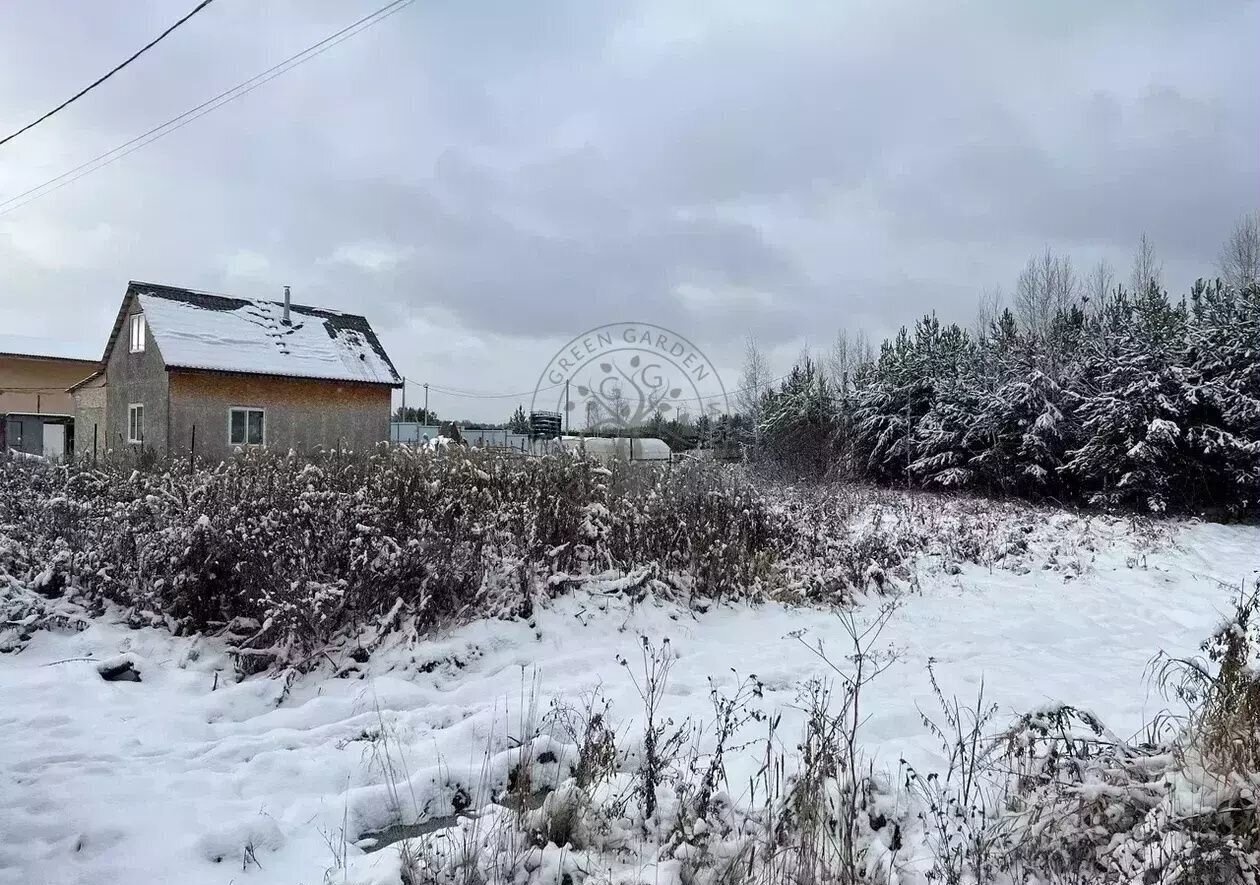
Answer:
[228,407,266,447]
[128,313,146,353]
[127,403,144,444]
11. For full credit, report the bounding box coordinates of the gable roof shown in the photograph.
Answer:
[108,282,402,387]
[66,369,105,393]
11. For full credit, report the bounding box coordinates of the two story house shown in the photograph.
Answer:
[73,281,403,462]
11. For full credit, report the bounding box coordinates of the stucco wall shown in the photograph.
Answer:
[104,293,171,455]
[73,377,108,459]
[168,371,391,463]
[0,354,99,417]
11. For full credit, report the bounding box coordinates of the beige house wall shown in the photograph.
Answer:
[168,370,392,463]
[0,354,100,416]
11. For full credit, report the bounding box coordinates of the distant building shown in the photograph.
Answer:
[390,422,444,445]
[461,428,532,451]
[1,336,100,458]
[559,436,672,463]
[390,424,536,451]
[72,281,402,461]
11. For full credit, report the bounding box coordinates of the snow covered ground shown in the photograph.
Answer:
[0,516,1255,885]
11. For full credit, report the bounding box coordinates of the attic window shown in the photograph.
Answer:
[129,314,146,353]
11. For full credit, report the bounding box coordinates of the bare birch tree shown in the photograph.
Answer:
[973,285,1004,341]
[1217,211,1260,290]
[825,329,872,395]
[1130,232,1164,295]
[1083,258,1115,316]
[1014,248,1078,336]
[736,334,771,424]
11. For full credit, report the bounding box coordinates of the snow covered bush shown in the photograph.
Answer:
[0,445,1161,671]
[0,447,788,667]
[0,443,1159,680]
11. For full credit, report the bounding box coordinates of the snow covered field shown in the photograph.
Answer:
[0,516,1255,885]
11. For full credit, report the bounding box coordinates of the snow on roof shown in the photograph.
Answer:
[0,333,99,363]
[131,283,401,386]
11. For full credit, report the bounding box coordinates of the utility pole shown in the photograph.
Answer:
[564,380,570,434]
[423,382,429,424]
[401,375,406,419]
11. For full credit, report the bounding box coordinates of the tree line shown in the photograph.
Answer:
[744,216,1260,514]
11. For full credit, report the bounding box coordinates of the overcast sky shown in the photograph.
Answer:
[2,1,1257,421]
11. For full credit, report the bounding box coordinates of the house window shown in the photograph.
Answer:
[229,408,265,446]
[127,404,144,444]
[129,314,146,353]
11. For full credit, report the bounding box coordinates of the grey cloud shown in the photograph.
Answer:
[875,84,1259,261]
[300,165,805,340]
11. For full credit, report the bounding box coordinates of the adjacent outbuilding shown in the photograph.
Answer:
[0,336,100,458]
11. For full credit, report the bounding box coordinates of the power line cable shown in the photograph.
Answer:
[411,372,793,405]
[664,373,792,406]
[0,0,410,214]
[0,0,413,218]
[0,0,219,149]
[422,380,566,400]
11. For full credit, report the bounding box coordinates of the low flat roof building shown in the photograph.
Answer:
[1,336,100,458]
